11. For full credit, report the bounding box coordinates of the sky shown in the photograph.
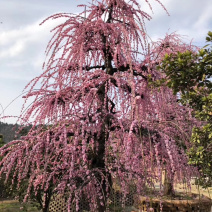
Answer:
[0,0,211,124]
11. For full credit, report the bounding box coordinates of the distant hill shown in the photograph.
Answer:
[0,122,33,143]
[0,122,19,143]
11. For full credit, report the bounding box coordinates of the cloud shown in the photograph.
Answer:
[193,3,212,30]
[0,0,80,29]
[0,0,212,123]
[141,0,212,46]
[0,17,67,78]
[0,17,62,55]
[0,17,67,123]
[0,40,24,58]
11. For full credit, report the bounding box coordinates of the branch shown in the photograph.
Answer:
[85,65,105,71]
[110,77,144,98]
[109,64,148,80]
[112,18,131,26]
[68,65,105,71]
[106,5,113,23]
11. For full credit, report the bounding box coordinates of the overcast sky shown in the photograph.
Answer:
[0,0,211,123]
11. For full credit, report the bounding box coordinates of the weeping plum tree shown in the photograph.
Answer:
[0,0,198,211]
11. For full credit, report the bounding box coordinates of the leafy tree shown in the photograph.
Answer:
[0,0,198,211]
[158,31,212,187]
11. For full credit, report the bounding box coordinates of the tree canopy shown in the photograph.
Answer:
[0,0,199,211]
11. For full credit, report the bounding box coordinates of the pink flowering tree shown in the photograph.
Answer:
[0,0,198,211]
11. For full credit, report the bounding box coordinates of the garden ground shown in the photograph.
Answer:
[0,183,211,212]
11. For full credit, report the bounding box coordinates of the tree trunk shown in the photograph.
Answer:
[41,190,52,212]
[93,17,114,210]
[93,80,112,211]
[92,122,112,211]
[163,170,175,196]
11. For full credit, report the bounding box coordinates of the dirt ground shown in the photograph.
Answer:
[174,181,212,199]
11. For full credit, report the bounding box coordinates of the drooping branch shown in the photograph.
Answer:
[110,77,144,98]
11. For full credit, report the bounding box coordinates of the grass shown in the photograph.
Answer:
[175,182,212,199]
[0,200,39,212]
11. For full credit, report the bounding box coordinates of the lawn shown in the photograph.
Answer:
[0,200,39,212]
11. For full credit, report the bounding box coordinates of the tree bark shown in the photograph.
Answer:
[163,170,175,196]
[93,90,112,212]
[41,190,52,212]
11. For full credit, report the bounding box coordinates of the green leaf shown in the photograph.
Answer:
[208,31,212,37]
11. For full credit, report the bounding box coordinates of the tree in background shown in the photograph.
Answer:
[0,134,4,147]
[0,0,198,211]
[0,122,17,143]
[158,31,212,187]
